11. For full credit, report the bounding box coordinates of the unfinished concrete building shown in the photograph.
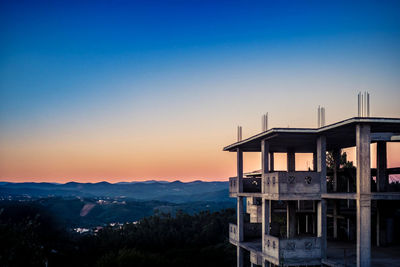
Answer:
[225,111,400,267]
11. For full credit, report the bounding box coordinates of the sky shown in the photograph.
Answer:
[0,0,400,183]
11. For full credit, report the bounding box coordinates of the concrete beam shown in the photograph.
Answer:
[356,124,371,267]
[371,132,400,142]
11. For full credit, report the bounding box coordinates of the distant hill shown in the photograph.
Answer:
[0,180,230,203]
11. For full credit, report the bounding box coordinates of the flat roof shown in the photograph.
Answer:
[223,117,400,152]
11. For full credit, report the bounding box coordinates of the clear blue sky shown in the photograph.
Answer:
[1,0,400,182]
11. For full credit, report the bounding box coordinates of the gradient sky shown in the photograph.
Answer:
[1,0,400,183]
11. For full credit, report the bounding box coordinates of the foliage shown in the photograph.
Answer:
[0,201,236,267]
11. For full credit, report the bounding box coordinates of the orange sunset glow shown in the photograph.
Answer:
[1,1,400,183]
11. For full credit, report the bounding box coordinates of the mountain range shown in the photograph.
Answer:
[0,180,230,203]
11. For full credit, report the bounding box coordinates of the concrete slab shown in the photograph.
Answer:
[326,241,400,267]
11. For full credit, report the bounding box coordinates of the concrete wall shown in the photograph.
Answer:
[229,177,238,196]
[229,177,261,195]
[263,234,280,261]
[263,171,320,195]
[250,251,263,265]
[263,234,321,266]
[229,223,238,242]
[247,197,262,223]
[279,237,321,262]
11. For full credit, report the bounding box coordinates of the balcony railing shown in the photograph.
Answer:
[229,177,262,195]
[263,171,321,195]
[229,223,262,243]
[263,234,321,265]
[229,223,238,243]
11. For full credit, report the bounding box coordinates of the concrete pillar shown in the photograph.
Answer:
[270,152,274,172]
[333,201,338,239]
[237,246,243,267]
[287,150,295,172]
[237,148,243,193]
[262,198,270,253]
[333,149,341,192]
[317,135,327,259]
[262,140,270,174]
[332,149,340,239]
[306,214,309,233]
[347,218,351,240]
[376,144,388,247]
[313,152,317,172]
[317,136,327,193]
[262,260,269,267]
[237,196,244,242]
[317,200,327,259]
[237,196,244,267]
[376,201,387,247]
[356,124,371,267]
[287,201,296,238]
[376,141,387,192]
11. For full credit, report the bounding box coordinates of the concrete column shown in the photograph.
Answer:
[317,199,327,259]
[377,203,381,247]
[287,201,296,238]
[333,201,338,239]
[317,135,327,258]
[237,196,244,242]
[262,198,270,258]
[270,152,275,172]
[333,149,341,192]
[237,196,244,267]
[376,141,387,192]
[356,124,371,267]
[237,148,243,193]
[376,201,387,247]
[262,260,269,267]
[313,152,317,172]
[347,218,351,240]
[237,246,243,267]
[266,199,271,234]
[287,150,295,172]
[262,140,270,174]
[317,136,327,193]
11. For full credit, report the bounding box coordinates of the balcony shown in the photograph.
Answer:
[262,171,321,199]
[229,223,238,243]
[229,223,262,244]
[229,177,262,196]
[263,234,321,266]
